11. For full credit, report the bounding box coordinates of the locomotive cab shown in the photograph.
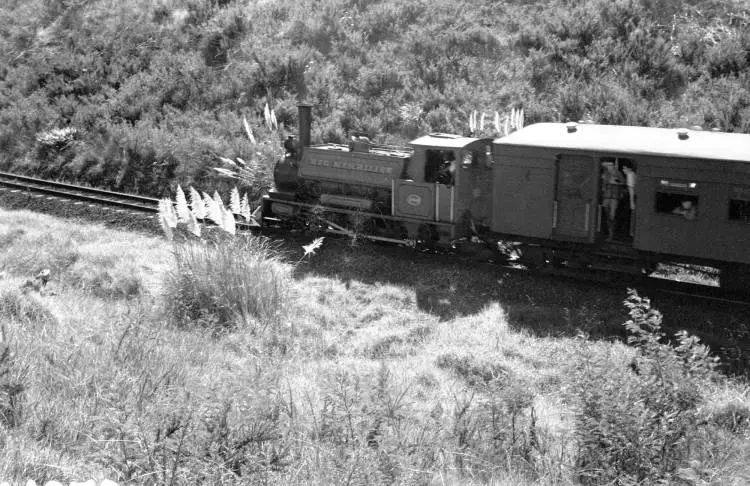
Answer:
[394,134,494,240]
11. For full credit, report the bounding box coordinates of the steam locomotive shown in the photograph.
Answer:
[261,105,750,290]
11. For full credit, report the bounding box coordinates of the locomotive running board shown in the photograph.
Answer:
[320,216,416,247]
[264,196,455,227]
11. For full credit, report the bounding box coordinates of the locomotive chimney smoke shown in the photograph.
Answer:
[298,104,312,156]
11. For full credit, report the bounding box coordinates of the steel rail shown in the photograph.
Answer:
[0,178,159,212]
[0,171,159,204]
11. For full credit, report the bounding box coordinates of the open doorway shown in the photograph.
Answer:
[599,157,636,243]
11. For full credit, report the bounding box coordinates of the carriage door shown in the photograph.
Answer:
[553,155,596,241]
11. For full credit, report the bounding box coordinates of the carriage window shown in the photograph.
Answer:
[655,192,699,220]
[729,185,750,223]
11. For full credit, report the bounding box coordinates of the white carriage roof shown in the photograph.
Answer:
[410,133,479,149]
[495,123,750,163]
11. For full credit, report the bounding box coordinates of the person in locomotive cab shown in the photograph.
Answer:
[436,151,456,186]
[284,136,297,159]
[600,160,626,241]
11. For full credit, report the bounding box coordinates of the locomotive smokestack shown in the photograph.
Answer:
[298,104,312,156]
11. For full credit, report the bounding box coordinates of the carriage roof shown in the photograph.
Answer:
[495,123,750,163]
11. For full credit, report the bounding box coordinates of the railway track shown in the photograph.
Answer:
[1,170,748,306]
[0,170,160,212]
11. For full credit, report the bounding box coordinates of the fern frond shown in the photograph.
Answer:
[302,237,325,258]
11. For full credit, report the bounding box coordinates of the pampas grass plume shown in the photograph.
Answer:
[175,185,191,223]
[264,103,271,130]
[218,156,237,167]
[221,205,236,235]
[230,187,241,215]
[189,186,206,220]
[187,209,201,237]
[243,116,256,145]
[203,192,222,226]
[158,199,175,240]
[213,190,225,210]
[240,193,251,222]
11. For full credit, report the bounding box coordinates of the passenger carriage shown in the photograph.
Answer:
[491,122,750,289]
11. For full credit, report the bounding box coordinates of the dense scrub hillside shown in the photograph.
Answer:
[0,0,749,197]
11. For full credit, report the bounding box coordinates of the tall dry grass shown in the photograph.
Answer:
[163,233,291,333]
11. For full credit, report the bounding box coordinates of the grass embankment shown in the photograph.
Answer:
[0,208,749,484]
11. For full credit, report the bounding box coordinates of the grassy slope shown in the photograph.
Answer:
[0,208,749,484]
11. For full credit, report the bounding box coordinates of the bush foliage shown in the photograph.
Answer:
[573,290,721,484]
[0,0,749,195]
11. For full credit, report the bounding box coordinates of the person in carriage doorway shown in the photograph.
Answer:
[600,159,626,242]
[621,162,637,238]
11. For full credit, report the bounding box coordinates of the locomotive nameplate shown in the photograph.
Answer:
[299,150,407,188]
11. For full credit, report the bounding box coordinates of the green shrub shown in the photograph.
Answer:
[573,290,719,484]
[163,233,291,333]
